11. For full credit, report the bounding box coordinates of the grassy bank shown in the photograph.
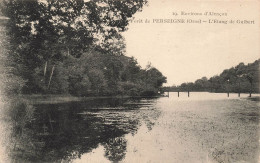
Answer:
[19,94,129,105]
[19,94,163,105]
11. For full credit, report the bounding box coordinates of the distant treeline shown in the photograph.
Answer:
[164,59,260,93]
[0,0,167,97]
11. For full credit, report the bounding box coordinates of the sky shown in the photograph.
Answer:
[123,0,260,86]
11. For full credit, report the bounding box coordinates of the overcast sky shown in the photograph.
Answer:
[123,0,259,86]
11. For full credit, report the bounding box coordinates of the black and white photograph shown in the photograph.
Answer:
[0,0,259,162]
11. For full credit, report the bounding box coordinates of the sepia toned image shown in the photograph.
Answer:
[0,0,259,162]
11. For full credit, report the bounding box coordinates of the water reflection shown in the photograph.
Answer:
[103,137,127,162]
[2,93,260,163]
[5,97,160,162]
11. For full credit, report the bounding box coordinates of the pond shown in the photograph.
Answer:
[3,92,260,163]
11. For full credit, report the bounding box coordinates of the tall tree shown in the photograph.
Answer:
[0,0,147,93]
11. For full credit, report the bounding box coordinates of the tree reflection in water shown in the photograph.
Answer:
[103,137,127,162]
[5,97,160,162]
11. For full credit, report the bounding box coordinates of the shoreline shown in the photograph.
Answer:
[18,92,260,105]
[19,94,162,105]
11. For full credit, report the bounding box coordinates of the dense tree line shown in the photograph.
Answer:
[165,59,260,93]
[0,0,166,97]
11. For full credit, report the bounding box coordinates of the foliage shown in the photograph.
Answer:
[165,59,260,93]
[0,0,167,97]
[0,16,26,95]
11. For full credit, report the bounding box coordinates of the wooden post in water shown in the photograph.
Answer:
[178,91,179,97]
[249,79,253,97]
[238,81,240,97]
[188,91,190,97]
[227,79,230,97]
[167,91,169,98]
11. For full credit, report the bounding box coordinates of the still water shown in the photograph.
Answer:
[3,92,260,162]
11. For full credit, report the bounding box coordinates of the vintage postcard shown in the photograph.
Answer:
[0,0,259,162]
